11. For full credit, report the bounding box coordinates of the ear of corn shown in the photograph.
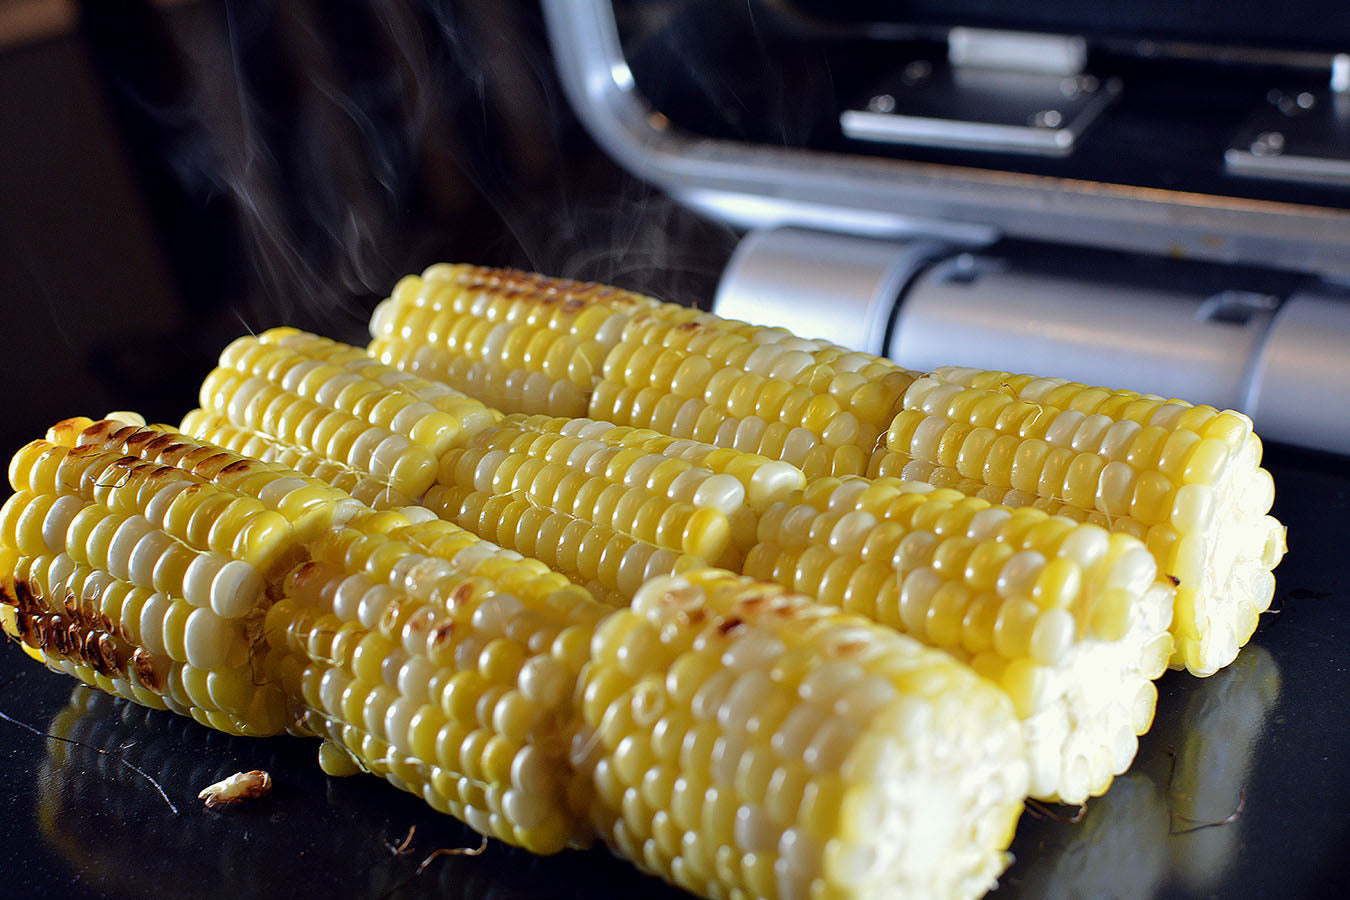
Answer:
[744,475,1173,804]
[574,569,1027,900]
[0,416,362,736]
[590,308,918,479]
[368,264,663,418]
[873,368,1287,676]
[183,327,502,509]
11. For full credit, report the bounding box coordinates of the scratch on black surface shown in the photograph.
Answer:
[0,675,179,815]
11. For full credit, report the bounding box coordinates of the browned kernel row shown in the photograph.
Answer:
[369,264,663,418]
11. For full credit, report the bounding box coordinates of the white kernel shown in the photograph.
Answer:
[473,450,510,493]
[319,668,351,713]
[691,474,745,515]
[1056,526,1110,570]
[622,454,664,489]
[384,698,417,755]
[357,584,399,630]
[828,510,877,558]
[183,606,231,670]
[143,481,193,527]
[967,507,1012,542]
[314,372,363,408]
[718,670,774,730]
[1045,410,1087,447]
[749,461,805,507]
[127,528,173,589]
[397,655,434,705]
[518,655,569,708]
[107,515,155,581]
[333,574,374,621]
[211,559,264,619]
[138,592,173,656]
[42,494,83,554]
[182,552,225,608]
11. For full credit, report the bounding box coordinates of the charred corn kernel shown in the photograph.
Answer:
[576,569,1027,900]
[748,475,1173,804]
[369,265,662,418]
[185,330,501,506]
[878,368,1286,676]
[0,424,312,736]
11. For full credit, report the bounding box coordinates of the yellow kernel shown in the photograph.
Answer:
[1031,557,1081,609]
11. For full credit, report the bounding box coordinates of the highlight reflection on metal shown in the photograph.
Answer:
[997,646,1281,898]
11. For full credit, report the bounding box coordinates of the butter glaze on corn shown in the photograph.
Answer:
[745,476,1172,804]
[873,367,1286,675]
[573,569,1027,900]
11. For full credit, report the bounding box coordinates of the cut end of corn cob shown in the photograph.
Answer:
[575,569,1028,900]
[747,476,1174,804]
[878,368,1286,676]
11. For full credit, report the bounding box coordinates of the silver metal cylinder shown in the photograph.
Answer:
[713,228,944,354]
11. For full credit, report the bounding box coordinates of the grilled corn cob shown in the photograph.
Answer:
[367,265,917,479]
[368,264,663,418]
[425,414,806,601]
[4,417,1028,900]
[575,569,1027,900]
[0,414,360,735]
[872,368,1286,675]
[745,475,1172,804]
[591,308,917,478]
[185,327,502,508]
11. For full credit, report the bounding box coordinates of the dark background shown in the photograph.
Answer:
[1,2,1348,898]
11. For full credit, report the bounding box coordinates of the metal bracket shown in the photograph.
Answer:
[841,28,1119,157]
[1225,60,1350,188]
